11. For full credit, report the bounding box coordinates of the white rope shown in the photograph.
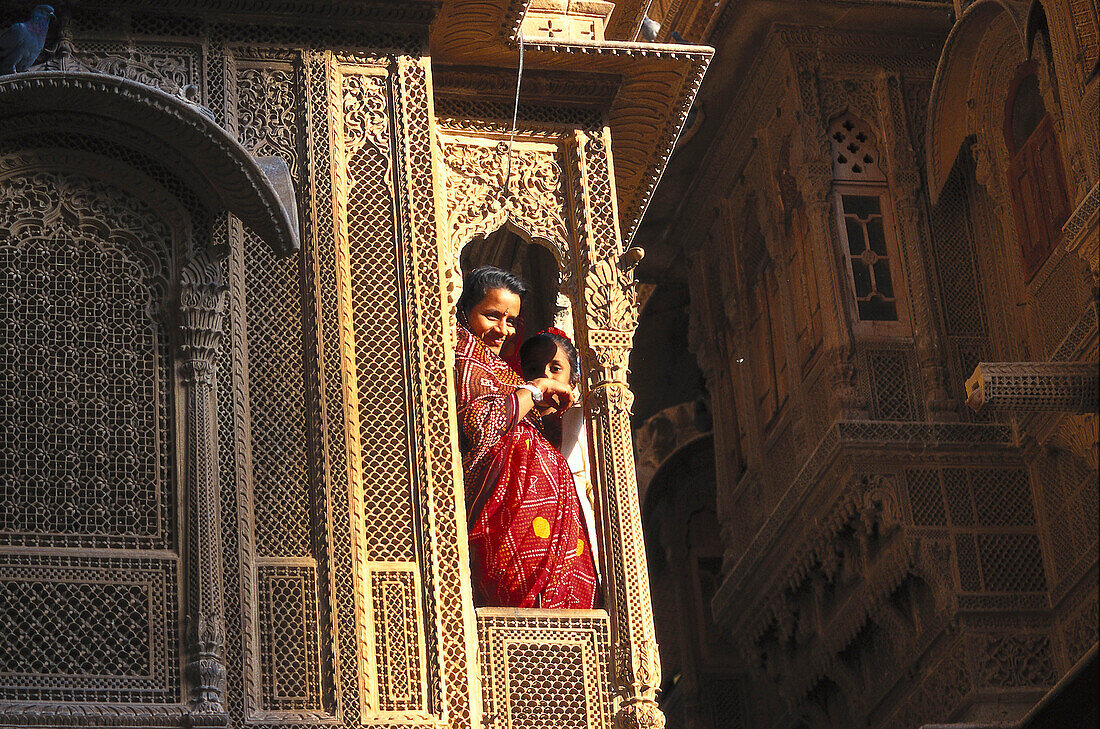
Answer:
[501,34,524,196]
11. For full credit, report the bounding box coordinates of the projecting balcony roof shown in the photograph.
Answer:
[0,71,299,255]
[431,0,713,245]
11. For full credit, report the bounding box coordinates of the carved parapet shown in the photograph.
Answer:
[964,362,1099,413]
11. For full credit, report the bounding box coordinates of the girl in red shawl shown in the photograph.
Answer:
[455,266,598,609]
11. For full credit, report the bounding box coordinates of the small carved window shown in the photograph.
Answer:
[827,113,909,333]
[1003,63,1071,281]
[828,114,886,183]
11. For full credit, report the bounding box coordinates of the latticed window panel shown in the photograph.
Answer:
[954,533,983,592]
[478,610,612,729]
[0,170,172,551]
[335,64,439,719]
[345,111,418,564]
[942,469,976,527]
[976,533,1047,593]
[703,674,744,728]
[904,469,947,526]
[0,556,179,703]
[929,156,987,338]
[258,565,322,710]
[863,346,921,421]
[970,469,1036,527]
[228,50,333,718]
[899,466,1048,597]
[365,566,426,713]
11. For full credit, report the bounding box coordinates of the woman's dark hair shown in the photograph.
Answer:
[519,329,580,385]
[457,265,529,320]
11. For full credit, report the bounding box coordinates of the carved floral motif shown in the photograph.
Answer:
[442,139,571,262]
[237,66,300,173]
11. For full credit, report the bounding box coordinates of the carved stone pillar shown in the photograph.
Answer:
[796,164,866,420]
[881,74,956,418]
[573,130,664,729]
[178,254,229,722]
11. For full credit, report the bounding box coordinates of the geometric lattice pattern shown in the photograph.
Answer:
[905,469,948,526]
[0,170,171,550]
[345,92,418,565]
[238,61,313,561]
[902,467,1048,596]
[970,469,1036,526]
[259,566,322,710]
[865,346,920,421]
[942,469,976,526]
[930,156,987,339]
[976,533,1047,593]
[478,609,612,729]
[0,556,178,703]
[368,567,425,712]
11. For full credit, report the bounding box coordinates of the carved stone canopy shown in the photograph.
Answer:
[925,0,1027,200]
[0,71,299,254]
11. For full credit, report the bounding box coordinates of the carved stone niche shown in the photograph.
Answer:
[0,70,293,727]
[439,121,662,729]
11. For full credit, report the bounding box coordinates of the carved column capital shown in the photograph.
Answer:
[178,256,228,380]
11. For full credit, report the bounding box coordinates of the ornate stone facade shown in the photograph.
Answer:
[631,1,1098,727]
[0,2,709,728]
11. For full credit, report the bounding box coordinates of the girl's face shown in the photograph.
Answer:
[467,287,521,355]
[524,340,573,385]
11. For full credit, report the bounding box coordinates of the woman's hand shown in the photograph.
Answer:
[528,377,574,414]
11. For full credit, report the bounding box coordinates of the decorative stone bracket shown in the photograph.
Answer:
[964,361,1099,413]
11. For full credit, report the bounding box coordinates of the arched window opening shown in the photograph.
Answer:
[1003,62,1071,281]
[459,226,562,365]
[827,113,910,332]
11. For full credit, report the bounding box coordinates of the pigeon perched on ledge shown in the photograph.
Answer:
[0,5,54,75]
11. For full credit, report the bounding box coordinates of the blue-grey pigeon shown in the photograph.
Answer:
[0,5,54,75]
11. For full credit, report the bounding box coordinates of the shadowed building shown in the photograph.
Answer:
[631,0,1098,727]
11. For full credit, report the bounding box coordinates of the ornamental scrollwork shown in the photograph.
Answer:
[585,259,637,332]
[343,72,390,155]
[237,66,300,174]
[443,140,571,267]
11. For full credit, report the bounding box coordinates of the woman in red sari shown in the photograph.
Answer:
[455,266,598,609]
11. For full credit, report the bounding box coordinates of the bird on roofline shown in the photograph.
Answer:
[0,5,55,75]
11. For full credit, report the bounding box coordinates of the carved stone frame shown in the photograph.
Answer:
[439,117,662,726]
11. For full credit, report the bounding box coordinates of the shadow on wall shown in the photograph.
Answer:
[629,284,706,428]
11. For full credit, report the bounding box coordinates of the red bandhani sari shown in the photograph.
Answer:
[455,322,597,609]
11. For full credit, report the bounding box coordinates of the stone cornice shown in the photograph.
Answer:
[711,419,1016,628]
[433,65,620,108]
